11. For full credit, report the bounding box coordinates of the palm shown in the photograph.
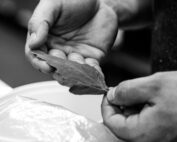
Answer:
[48,1,118,61]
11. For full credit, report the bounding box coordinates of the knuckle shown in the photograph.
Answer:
[150,72,164,92]
[96,50,105,61]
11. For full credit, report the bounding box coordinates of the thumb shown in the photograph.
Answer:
[28,0,61,49]
[107,75,156,106]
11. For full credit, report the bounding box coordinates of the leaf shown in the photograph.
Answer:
[70,85,107,95]
[32,51,108,95]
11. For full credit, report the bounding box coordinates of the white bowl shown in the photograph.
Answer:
[8,81,103,121]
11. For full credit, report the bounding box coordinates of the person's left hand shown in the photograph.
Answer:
[102,72,177,142]
[25,0,118,74]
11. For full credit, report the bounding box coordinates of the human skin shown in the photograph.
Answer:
[103,0,154,29]
[101,1,177,142]
[25,0,118,74]
[102,72,177,142]
[25,1,177,142]
[25,0,153,74]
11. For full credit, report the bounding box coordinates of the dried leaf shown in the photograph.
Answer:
[32,51,108,95]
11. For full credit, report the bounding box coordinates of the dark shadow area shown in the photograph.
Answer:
[0,0,52,88]
[102,29,152,86]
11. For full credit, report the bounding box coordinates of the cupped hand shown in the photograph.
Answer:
[25,0,118,74]
[102,72,177,142]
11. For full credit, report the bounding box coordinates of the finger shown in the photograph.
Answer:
[49,49,67,59]
[32,57,54,74]
[25,33,34,62]
[85,58,103,76]
[27,50,54,74]
[107,76,156,106]
[68,52,85,64]
[101,95,139,140]
[28,0,61,49]
[25,34,54,73]
[48,38,105,61]
[101,95,123,120]
[104,111,141,141]
[103,108,157,141]
[28,21,49,49]
[73,44,105,61]
[102,89,144,118]
[102,87,157,141]
[102,97,157,141]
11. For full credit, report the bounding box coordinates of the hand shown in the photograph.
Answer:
[25,0,118,74]
[102,72,177,142]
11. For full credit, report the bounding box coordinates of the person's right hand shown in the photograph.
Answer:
[102,72,177,142]
[25,0,118,74]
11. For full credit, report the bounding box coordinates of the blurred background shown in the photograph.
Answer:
[0,0,151,88]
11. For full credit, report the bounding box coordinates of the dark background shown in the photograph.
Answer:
[0,0,151,88]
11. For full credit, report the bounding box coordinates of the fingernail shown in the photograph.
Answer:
[107,87,117,102]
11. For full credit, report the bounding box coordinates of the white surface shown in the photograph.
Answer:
[7,81,103,121]
[0,80,13,97]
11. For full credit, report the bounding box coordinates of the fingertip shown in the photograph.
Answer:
[85,58,98,66]
[32,57,54,74]
[68,52,85,64]
[40,61,54,74]
[74,44,105,61]
[107,87,117,103]
[49,49,67,59]
[28,21,49,49]
[85,58,104,76]
[107,83,131,106]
